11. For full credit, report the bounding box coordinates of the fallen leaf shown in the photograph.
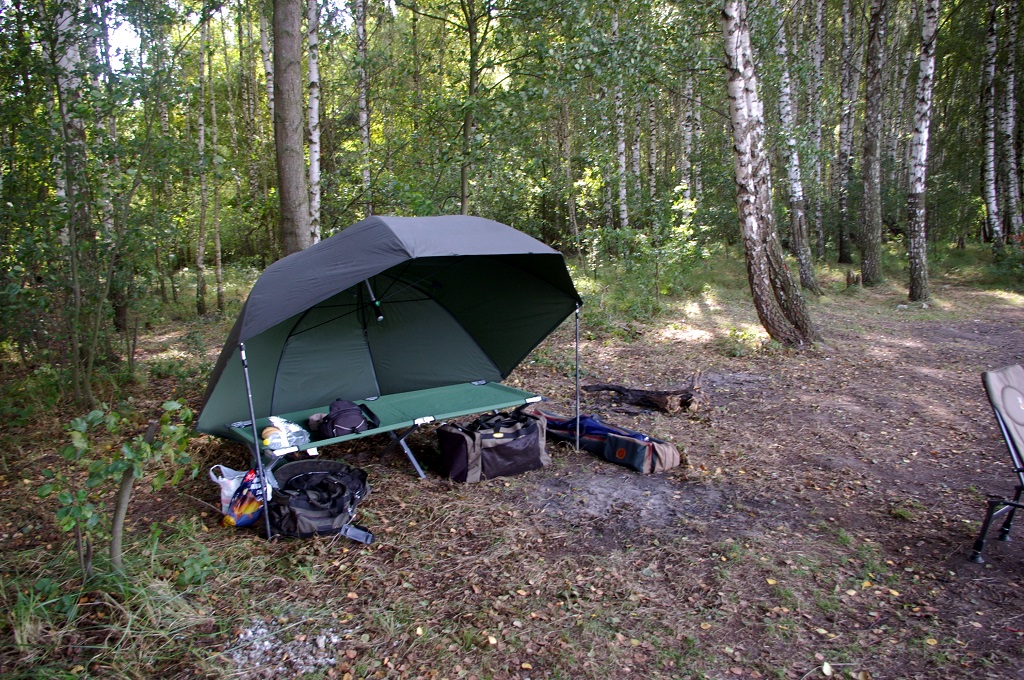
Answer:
[822,661,833,677]
[925,638,938,646]
[766,578,777,585]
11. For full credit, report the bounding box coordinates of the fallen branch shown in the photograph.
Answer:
[582,373,701,414]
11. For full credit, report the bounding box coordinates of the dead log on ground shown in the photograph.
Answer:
[583,373,701,414]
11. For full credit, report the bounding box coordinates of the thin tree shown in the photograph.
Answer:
[613,9,628,229]
[1000,0,1023,237]
[836,0,859,265]
[722,0,821,347]
[860,0,887,285]
[196,11,209,315]
[982,0,1003,246]
[772,0,821,295]
[810,0,825,260]
[308,0,322,239]
[274,0,311,254]
[907,0,940,302]
[356,0,371,216]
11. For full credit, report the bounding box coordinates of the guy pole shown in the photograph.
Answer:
[239,343,274,539]
[575,304,581,450]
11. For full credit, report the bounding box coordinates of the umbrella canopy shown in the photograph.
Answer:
[197,215,582,439]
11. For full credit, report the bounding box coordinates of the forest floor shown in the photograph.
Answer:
[3,268,1024,679]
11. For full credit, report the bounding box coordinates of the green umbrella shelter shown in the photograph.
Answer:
[197,215,582,441]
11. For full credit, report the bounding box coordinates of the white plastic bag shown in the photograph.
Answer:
[267,416,311,447]
[209,464,248,515]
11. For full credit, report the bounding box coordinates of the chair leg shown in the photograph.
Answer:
[970,500,1001,563]
[997,486,1024,541]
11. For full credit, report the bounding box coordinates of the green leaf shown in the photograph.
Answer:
[37,483,55,498]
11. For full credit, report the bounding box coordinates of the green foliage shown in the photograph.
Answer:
[37,401,195,578]
[0,362,66,427]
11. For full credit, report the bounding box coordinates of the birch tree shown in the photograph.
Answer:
[772,0,821,295]
[196,13,209,315]
[308,0,322,240]
[722,0,820,347]
[860,0,887,285]
[613,10,628,229]
[982,0,1003,245]
[356,0,371,216]
[907,0,940,302]
[836,0,859,265]
[810,0,825,259]
[1000,0,1023,237]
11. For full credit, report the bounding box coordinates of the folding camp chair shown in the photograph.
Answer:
[969,364,1024,563]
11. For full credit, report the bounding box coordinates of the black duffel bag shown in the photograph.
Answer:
[436,409,548,483]
[268,460,373,543]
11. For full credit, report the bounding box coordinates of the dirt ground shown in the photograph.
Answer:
[5,278,1024,679]
[214,279,1024,679]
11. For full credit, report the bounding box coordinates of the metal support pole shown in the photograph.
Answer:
[575,304,581,450]
[239,343,274,539]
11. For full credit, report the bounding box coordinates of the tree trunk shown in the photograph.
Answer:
[613,11,628,230]
[458,0,490,216]
[773,0,821,295]
[52,0,92,402]
[356,0,371,217]
[274,0,311,254]
[836,0,858,265]
[680,76,694,208]
[722,0,820,347]
[308,0,323,239]
[860,0,887,285]
[1001,0,1023,237]
[983,0,1003,245]
[196,13,208,316]
[211,38,224,313]
[561,101,580,250]
[259,10,275,121]
[907,0,940,302]
[811,0,825,260]
[648,99,657,203]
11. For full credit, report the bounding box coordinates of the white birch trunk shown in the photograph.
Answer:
[613,11,628,230]
[907,0,939,302]
[356,0,371,217]
[811,0,825,259]
[196,15,208,315]
[723,0,819,346]
[1000,0,1023,237]
[648,99,657,202]
[259,10,275,121]
[693,90,703,200]
[836,0,858,264]
[308,0,322,240]
[983,0,1003,244]
[680,77,693,205]
[211,42,224,312]
[860,0,887,284]
[631,102,642,199]
[773,0,821,295]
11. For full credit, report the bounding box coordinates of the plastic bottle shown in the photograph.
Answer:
[261,426,289,450]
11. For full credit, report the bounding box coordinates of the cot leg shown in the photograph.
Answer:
[379,426,426,479]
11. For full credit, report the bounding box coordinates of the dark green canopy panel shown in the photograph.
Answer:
[197,215,582,440]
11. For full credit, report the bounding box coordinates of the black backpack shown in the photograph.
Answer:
[268,460,373,543]
[316,399,379,439]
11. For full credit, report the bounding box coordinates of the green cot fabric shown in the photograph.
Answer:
[229,382,540,451]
